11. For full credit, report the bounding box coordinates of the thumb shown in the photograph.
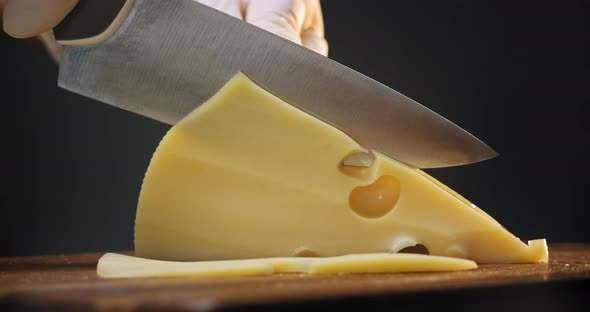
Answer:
[3,0,78,38]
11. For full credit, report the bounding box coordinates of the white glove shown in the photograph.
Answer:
[2,0,78,38]
[2,0,328,57]
[198,0,328,56]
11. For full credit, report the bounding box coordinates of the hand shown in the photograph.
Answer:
[2,0,328,60]
[198,0,328,56]
[2,0,78,38]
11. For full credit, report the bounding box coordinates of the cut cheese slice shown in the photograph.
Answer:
[97,252,477,278]
[134,72,548,265]
[97,253,273,278]
[307,253,477,275]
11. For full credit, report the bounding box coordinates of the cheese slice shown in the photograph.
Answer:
[97,252,477,278]
[134,72,548,265]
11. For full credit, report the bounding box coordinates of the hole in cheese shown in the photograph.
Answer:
[349,175,401,218]
[398,244,430,255]
[342,150,375,167]
[291,247,319,257]
[339,150,374,179]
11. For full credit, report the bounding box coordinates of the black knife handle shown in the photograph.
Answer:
[54,0,130,44]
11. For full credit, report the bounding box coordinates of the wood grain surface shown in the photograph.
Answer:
[1,244,589,311]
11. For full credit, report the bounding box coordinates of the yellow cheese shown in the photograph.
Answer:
[97,252,477,278]
[134,72,548,265]
[97,253,273,278]
[307,253,476,274]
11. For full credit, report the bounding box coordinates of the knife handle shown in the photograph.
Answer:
[54,0,135,46]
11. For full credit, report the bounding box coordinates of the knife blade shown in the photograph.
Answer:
[54,0,497,168]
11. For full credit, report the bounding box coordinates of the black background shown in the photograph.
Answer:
[1,1,588,257]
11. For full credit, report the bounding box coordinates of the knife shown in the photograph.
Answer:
[53,0,497,168]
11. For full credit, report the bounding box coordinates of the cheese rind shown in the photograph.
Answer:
[97,253,477,278]
[134,73,548,264]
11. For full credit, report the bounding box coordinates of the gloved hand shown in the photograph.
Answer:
[198,0,328,56]
[2,0,328,59]
[2,0,78,39]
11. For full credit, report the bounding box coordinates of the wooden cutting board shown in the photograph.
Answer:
[1,244,589,311]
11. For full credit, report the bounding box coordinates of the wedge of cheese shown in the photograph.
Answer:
[134,72,548,265]
[97,252,477,278]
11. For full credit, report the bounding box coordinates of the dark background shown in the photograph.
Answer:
[1,1,588,257]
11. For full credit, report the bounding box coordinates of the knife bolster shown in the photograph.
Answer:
[54,0,135,46]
